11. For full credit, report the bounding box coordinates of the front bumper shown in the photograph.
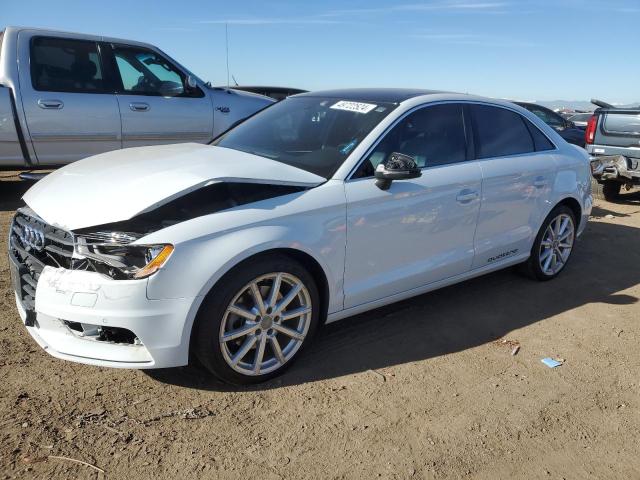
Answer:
[14,266,197,369]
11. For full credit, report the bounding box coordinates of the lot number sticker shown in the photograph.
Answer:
[330,100,377,114]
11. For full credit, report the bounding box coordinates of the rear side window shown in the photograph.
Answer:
[30,37,105,93]
[523,118,555,151]
[603,113,640,136]
[471,105,535,159]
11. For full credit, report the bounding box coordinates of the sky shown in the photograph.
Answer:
[4,0,640,103]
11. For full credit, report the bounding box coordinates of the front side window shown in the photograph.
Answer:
[353,103,467,178]
[471,105,535,159]
[30,37,105,93]
[213,97,397,178]
[112,46,190,97]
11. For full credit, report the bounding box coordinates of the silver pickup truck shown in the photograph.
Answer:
[0,26,274,169]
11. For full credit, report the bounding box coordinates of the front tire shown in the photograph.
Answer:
[193,254,320,385]
[523,205,576,281]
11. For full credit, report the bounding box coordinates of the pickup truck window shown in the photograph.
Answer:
[113,46,191,98]
[30,37,105,93]
[603,113,640,136]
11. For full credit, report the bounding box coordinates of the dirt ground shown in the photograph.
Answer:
[1,174,639,480]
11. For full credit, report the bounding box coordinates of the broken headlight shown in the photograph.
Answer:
[74,232,173,280]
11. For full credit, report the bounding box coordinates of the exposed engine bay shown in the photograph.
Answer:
[12,182,308,285]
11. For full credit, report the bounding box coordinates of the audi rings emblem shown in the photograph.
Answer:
[19,224,46,251]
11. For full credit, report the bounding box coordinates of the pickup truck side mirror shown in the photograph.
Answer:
[375,152,422,190]
[186,75,198,90]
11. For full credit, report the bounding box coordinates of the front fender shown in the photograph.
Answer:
[146,222,345,361]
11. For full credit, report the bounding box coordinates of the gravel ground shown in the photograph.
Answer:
[1,175,639,479]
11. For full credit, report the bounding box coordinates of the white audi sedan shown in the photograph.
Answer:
[9,89,592,384]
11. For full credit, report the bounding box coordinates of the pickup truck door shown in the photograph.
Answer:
[107,44,213,148]
[17,32,122,165]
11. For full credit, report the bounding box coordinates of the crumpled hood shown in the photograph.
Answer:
[24,143,325,230]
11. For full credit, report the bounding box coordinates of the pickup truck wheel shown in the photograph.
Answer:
[193,254,320,385]
[522,205,576,281]
[602,181,621,202]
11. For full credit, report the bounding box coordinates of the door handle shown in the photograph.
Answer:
[533,176,547,188]
[456,189,479,204]
[37,99,64,109]
[129,102,150,112]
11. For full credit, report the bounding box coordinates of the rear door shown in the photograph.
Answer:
[343,103,482,308]
[17,32,121,164]
[107,44,213,148]
[470,104,557,268]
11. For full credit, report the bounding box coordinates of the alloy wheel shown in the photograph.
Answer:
[538,213,575,276]
[219,272,312,376]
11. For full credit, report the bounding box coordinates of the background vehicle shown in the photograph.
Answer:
[587,100,640,201]
[567,113,592,129]
[0,26,274,169]
[10,89,592,384]
[514,101,586,147]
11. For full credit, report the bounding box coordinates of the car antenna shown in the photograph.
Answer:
[225,22,230,90]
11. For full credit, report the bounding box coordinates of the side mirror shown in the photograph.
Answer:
[186,75,197,90]
[374,152,422,190]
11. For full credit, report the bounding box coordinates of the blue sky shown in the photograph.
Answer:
[4,0,640,103]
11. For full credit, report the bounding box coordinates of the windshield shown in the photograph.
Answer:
[213,96,398,178]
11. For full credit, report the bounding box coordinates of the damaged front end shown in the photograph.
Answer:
[12,181,308,288]
[9,180,309,357]
[590,155,640,185]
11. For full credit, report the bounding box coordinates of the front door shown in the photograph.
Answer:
[343,103,482,309]
[18,33,121,164]
[109,44,213,148]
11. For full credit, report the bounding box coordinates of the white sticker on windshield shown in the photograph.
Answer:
[330,100,377,114]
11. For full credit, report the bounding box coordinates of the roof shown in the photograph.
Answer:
[295,88,447,104]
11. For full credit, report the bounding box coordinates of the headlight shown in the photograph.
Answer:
[74,232,174,280]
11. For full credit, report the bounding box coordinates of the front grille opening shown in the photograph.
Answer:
[62,321,141,345]
[9,210,76,311]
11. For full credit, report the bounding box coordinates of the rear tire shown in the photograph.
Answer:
[193,254,320,385]
[602,181,621,202]
[522,205,577,281]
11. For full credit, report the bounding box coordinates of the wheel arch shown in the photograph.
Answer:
[185,246,333,362]
[555,196,582,224]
